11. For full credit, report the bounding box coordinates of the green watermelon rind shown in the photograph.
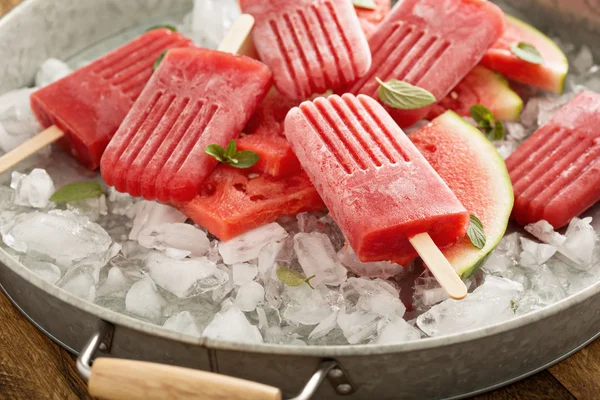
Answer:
[483,67,524,121]
[435,112,514,280]
[506,14,569,94]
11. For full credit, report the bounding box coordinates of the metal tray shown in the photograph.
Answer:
[1,0,600,399]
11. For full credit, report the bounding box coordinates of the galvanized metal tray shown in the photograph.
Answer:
[1,0,600,399]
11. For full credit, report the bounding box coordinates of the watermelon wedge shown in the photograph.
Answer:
[176,166,324,241]
[410,111,514,279]
[355,0,392,38]
[427,66,523,121]
[481,15,569,94]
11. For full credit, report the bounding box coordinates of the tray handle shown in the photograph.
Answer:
[77,321,356,400]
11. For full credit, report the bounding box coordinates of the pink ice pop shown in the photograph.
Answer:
[239,0,372,100]
[507,91,600,229]
[101,47,273,203]
[285,93,470,265]
[345,0,505,128]
[28,28,193,170]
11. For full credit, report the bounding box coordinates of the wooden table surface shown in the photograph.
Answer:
[1,0,600,399]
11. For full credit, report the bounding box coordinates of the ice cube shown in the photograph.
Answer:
[297,212,320,233]
[138,223,210,257]
[413,273,450,308]
[35,58,72,87]
[282,285,340,326]
[337,244,405,279]
[219,223,288,265]
[60,272,96,302]
[517,264,566,315]
[191,0,241,48]
[519,237,557,267]
[525,220,567,247]
[372,318,422,345]
[1,210,113,267]
[504,121,528,141]
[108,188,136,217]
[145,252,228,298]
[537,95,572,126]
[234,281,265,312]
[97,266,131,298]
[572,45,594,74]
[308,310,339,341]
[67,195,108,222]
[27,260,61,284]
[125,277,166,323]
[211,264,234,303]
[203,302,263,344]
[560,217,597,269]
[129,201,187,241]
[163,311,201,337]
[0,88,42,153]
[417,276,523,337]
[494,140,519,159]
[257,240,285,280]
[294,232,347,287]
[10,169,55,208]
[232,263,258,285]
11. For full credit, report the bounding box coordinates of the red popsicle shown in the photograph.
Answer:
[285,93,470,298]
[345,0,505,128]
[6,29,193,171]
[239,0,372,100]
[101,16,273,203]
[507,91,600,229]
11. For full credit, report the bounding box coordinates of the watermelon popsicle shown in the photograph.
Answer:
[507,91,600,229]
[101,15,273,203]
[345,0,505,128]
[285,93,470,299]
[0,28,193,173]
[239,0,372,100]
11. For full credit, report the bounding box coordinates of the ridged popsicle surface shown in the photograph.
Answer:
[30,29,193,169]
[507,91,600,229]
[285,94,470,264]
[101,48,272,203]
[345,0,505,128]
[239,0,371,100]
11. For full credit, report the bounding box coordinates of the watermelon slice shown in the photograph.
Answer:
[176,166,324,241]
[355,0,392,38]
[236,133,302,178]
[481,15,569,94]
[410,111,514,279]
[427,66,523,121]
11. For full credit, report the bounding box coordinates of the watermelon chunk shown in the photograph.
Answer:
[427,66,523,121]
[481,15,569,94]
[237,133,302,178]
[355,0,391,38]
[176,166,325,241]
[411,111,514,279]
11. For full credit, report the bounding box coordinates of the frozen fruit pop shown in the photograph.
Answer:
[285,94,470,299]
[0,28,193,173]
[345,0,505,128]
[101,15,273,203]
[507,91,600,229]
[239,0,372,100]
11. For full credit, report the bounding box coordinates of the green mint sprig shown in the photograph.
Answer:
[376,78,437,110]
[470,104,505,141]
[276,267,316,289]
[467,214,487,250]
[205,140,260,169]
[510,42,544,65]
[50,182,104,203]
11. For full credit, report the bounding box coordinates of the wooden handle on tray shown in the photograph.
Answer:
[409,232,468,300]
[89,358,282,400]
[0,125,64,174]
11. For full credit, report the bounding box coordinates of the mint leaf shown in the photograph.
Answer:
[205,141,260,169]
[469,104,504,141]
[353,0,376,10]
[146,25,178,32]
[276,267,316,289]
[50,182,104,203]
[153,50,167,71]
[510,42,544,65]
[376,78,436,110]
[467,214,486,250]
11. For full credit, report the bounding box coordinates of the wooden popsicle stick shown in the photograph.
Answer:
[217,14,258,57]
[409,233,468,300]
[0,125,64,175]
[89,358,282,400]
